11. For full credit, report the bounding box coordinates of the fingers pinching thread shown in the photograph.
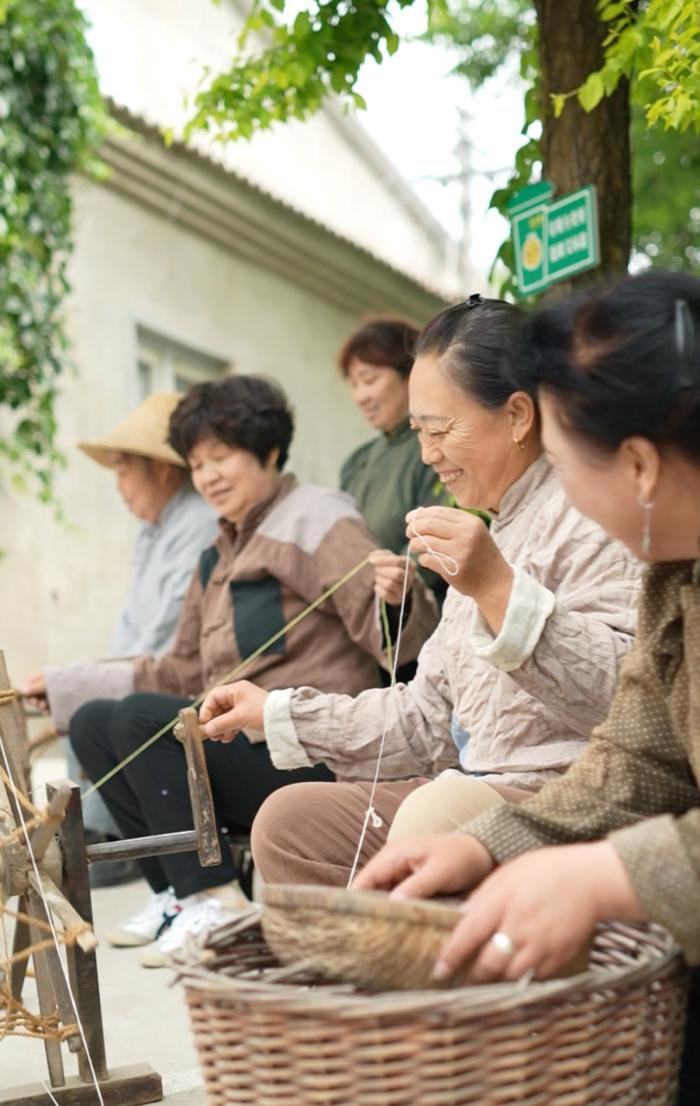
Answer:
[409,510,459,577]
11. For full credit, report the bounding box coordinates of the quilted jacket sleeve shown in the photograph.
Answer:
[470,512,641,736]
[267,615,458,779]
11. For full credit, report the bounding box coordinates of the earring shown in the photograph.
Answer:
[514,437,526,451]
[639,492,655,557]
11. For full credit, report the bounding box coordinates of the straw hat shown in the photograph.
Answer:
[78,392,185,469]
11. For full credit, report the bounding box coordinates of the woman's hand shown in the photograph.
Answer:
[352,833,495,899]
[433,841,644,985]
[406,506,513,632]
[198,680,269,744]
[369,550,416,607]
[21,672,50,713]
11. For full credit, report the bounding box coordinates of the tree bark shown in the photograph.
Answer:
[534,0,631,284]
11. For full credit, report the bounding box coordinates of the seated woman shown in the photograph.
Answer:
[355,270,700,1104]
[198,296,642,889]
[67,374,437,966]
[338,316,449,613]
[22,392,218,884]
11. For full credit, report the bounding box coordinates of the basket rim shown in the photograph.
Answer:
[177,919,685,1021]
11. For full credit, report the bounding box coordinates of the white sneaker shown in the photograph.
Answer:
[106,888,180,948]
[139,894,240,968]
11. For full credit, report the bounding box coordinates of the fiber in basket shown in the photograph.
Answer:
[177,891,689,1106]
[263,883,476,991]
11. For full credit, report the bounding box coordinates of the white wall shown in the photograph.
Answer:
[81,0,454,293]
[0,175,372,682]
[0,0,454,688]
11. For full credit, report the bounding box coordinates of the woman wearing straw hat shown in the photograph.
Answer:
[65,374,437,966]
[22,393,218,884]
[77,392,219,655]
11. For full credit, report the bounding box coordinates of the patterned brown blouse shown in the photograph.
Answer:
[465,559,700,962]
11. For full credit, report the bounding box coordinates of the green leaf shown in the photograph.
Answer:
[330,68,347,94]
[578,71,605,112]
[551,92,566,117]
[293,10,311,36]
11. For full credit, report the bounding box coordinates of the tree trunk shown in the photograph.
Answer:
[534,0,631,284]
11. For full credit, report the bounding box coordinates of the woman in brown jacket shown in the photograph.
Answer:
[67,374,436,966]
[355,269,700,1105]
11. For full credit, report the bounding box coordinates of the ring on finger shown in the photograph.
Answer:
[490,930,516,957]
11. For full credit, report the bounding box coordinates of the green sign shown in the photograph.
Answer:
[507,182,600,297]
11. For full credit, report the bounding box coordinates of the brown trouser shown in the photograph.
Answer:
[251,776,531,888]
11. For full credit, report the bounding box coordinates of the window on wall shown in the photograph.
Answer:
[136,327,230,399]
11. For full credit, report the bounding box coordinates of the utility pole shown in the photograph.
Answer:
[412,110,508,294]
[455,108,473,292]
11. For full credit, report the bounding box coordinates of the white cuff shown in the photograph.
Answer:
[264,688,312,770]
[470,567,555,672]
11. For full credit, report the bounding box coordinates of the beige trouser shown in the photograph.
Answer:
[251,775,531,888]
[388,775,531,840]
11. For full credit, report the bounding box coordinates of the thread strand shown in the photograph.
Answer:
[82,555,371,799]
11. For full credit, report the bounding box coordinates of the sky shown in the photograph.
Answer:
[354,3,526,280]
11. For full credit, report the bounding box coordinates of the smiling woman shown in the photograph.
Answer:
[198,298,642,893]
[338,318,449,599]
[409,296,540,512]
[169,374,293,527]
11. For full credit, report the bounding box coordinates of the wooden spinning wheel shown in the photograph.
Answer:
[0,651,222,1106]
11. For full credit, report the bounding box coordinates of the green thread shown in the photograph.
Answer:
[82,554,371,798]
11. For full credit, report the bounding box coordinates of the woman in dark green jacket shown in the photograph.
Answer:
[338,316,447,608]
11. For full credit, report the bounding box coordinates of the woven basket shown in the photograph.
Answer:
[179,911,688,1106]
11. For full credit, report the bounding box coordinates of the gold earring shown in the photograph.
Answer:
[514,437,525,451]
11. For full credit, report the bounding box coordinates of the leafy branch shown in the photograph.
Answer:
[552,0,700,132]
[186,0,454,141]
[0,0,108,504]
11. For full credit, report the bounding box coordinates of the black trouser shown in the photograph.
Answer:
[69,692,333,900]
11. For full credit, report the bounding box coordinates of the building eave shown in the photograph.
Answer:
[98,102,450,322]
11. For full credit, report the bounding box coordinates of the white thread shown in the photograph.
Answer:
[409,510,459,577]
[0,736,106,1106]
[346,555,412,888]
[41,1083,61,1106]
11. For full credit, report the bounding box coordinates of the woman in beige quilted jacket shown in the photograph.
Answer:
[199,295,643,889]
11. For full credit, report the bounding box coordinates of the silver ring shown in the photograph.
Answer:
[490,930,516,957]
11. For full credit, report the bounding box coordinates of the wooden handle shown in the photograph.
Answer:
[176,707,221,868]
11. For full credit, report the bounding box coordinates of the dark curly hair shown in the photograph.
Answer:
[168,375,294,470]
[337,316,419,379]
